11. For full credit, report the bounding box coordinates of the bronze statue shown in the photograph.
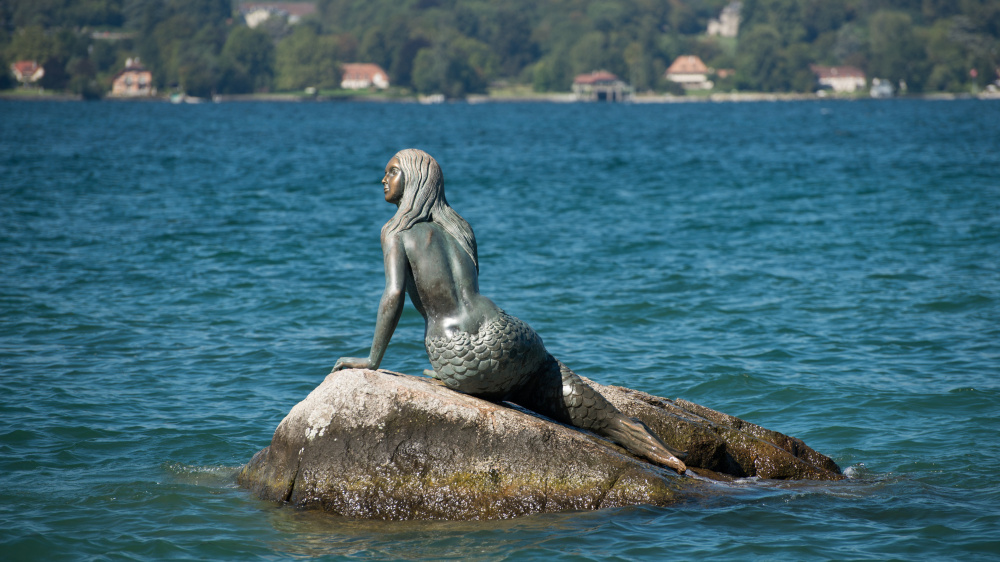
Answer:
[333,149,687,474]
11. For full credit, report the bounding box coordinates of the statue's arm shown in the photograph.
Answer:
[332,235,408,372]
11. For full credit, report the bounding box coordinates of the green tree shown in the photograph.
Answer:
[5,0,124,28]
[274,24,344,90]
[357,15,414,83]
[5,25,56,61]
[668,1,698,34]
[389,36,431,88]
[868,10,929,90]
[359,27,390,70]
[925,18,966,90]
[802,0,852,41]
[531,48,572,91]
[5,26,91,90]
[482,8,537,78]
[411,35,492,97]
[571,31,617,76]
[741,0,807,45]
[129,0,231,92]
[3,0,997,96]
[220,26,274,93]
[623,41,650,91]
[66,55,102,98]
[735,25,787,91]
[176,49,218,97]
[832,23,867,67]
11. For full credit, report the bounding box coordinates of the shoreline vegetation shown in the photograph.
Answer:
[2,1,997,104]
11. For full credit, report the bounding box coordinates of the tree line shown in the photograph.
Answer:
[1,0,997,97]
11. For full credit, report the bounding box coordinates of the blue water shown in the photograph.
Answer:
[2,98,999,560]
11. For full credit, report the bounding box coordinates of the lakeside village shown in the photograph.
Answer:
[17,53,961,104]
[7,1,1000,104]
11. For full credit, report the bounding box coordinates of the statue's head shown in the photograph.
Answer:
[382,156,405,204]
[386,148,444,210]
[381,149,478,271]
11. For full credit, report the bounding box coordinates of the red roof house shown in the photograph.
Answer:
[573,70,620,86]
[340,63,390,90]
[572,71,632,102]
[665,56,713,89]
[11,60,44,85]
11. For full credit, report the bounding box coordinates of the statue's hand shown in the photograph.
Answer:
[331,356,373,373]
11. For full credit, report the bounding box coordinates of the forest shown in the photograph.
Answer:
[1,0,998,98]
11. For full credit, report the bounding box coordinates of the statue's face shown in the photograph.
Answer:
[383,157,404,204]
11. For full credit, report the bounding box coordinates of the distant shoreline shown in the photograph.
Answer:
[2,89,998,103]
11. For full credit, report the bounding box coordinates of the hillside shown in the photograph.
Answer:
[1,0,997,97]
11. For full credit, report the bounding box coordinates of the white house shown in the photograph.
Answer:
[340,63,390,90]
[811,65,866,93]
[665,56,713,90]
[243,8,273,28]
[707,2,741,38]
[239,2,316,28]
[11,60,44,85]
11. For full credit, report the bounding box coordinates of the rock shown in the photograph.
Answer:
[238,369,842,520]
[237,369,687,520]
[582,379,843,481]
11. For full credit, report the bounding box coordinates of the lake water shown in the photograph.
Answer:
[2,97,998,560]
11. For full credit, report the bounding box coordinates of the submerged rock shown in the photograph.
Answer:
[238,369,841,520]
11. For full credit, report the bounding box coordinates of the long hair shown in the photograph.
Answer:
[380,149,479,271]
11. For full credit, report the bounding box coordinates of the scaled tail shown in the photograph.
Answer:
[511,355,687,474]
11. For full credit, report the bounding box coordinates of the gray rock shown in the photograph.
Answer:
[238,369,841,520]
[582,379,843,481]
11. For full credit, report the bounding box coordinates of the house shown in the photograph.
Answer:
[243,8,273,28]
[665,56,713,90]
[572,70,632,102]
[810,65,866,93]
[707,2,742,38]
[110,58,155,97]
[11,60,44,86]
[340,63,390,90]
[239,2,317,28]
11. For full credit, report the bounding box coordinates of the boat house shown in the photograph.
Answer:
[572,71,632,102]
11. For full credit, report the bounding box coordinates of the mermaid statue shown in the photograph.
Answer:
[333,149,687,474]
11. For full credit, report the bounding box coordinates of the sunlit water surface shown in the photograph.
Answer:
[2,99,999,560]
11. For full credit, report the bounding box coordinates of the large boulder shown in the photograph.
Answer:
[582,378,843,481]
[238,369,841,520]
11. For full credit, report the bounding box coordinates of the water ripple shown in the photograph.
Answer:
[2,99,999,560]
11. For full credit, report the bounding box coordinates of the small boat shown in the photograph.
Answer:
[870,78,894,99]
[419,93,445,105]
